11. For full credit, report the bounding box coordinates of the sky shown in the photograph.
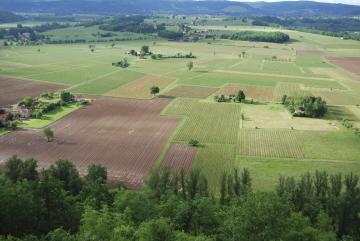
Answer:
[233,0,360,5]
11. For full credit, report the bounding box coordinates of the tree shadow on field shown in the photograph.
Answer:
[195,143,206,148]
[324,105,358,121]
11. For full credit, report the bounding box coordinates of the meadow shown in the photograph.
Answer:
[1,24,360,191]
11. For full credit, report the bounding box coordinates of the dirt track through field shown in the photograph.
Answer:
[0,76,67,106]
[0,97,180,189]
[160,144,197,172]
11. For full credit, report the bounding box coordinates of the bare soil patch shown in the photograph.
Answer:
[160,144,197,172]
[0,76,67,107]
[327,57,360,75]
[216,84,274,101]
[0,97,180,189]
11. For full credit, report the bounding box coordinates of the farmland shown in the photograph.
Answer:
[0,97,180,189]
[0,22,360,191]
[160,143,197,172]
[0,76,66,106]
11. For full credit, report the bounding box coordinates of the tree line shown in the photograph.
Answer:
[0,156,359,241]
[221,31,290,43]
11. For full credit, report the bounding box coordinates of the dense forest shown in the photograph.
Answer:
[0,156,359,241]
[0,23,69,42]
[0,11,25,23]
[252,16,360,41]
[98,16,164,34]
[221,31,290,43]
[1,0,360,16]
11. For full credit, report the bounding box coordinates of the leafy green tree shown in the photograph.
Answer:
[241,168,252,194]
[60,91,74,103]
[186,169,201,199]
[137,218,175,241]
[4,156,38,182]
[229,192,290,240]
[48,160,82,195]
[150,86,160,96]
[236,90,246,103]
[186,61,194,71]
[114,190,156,225]
[4,155,23,182]
[18,96,34,107]
[36,170,81,234]
[43,127,54,142]
[46,228,77,241]
[0,175,37,235]
[188,139,199,147]
[80,178,113,210]
[80,205,134,241]
[220,172,227,205]
[113,58,130,68]
[86,164,107,184]
[173,197,218,235]
[141,45,150,54]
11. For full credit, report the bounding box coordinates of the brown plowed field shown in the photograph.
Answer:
[327,57,360,75]
[160,144,197,172]
[0,97,180,189]
[0,76,67,107]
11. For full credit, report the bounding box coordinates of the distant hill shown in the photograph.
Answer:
[0,11,25,23]
[1,0,360,16]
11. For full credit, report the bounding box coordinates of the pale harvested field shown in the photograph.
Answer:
[160,143,197,172]
[105,75,175,99]
[0,76,67,106]
[313,90,360,105]
[0,97,180,189]
[162,85,218,99]
[216,84,274,101]
[273,82,310,101]
[348,106,360,119]
[238,129,305,159]
[242,104,338,131]
[297,50,327,57]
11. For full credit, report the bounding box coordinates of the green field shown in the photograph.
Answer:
[0,128,10,136]
[1,24,360,191]
[18,103,81,129]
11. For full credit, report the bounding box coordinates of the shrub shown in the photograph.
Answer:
[31,109,43,119]
[60,91,74,103]
[18,96,34,107]
[43,127,54,142]
[189,139,199,147]
[112,58,130,68]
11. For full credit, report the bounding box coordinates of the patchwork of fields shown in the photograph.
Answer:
[1,26,360,190]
